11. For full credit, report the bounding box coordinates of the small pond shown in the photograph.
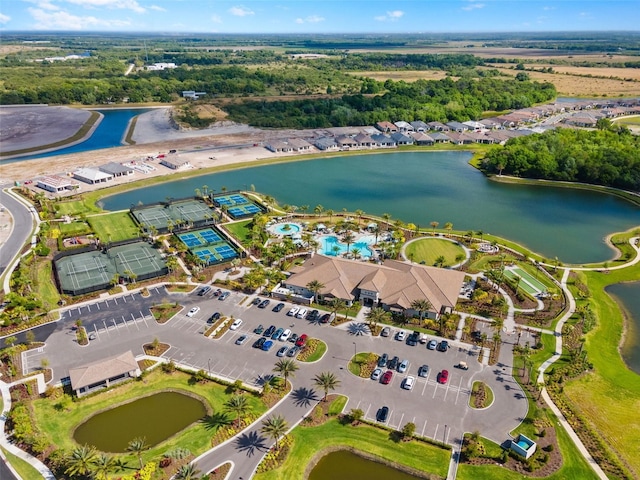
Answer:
[607,282,640,374]
[73,391,207,452]
[309,450,422,480]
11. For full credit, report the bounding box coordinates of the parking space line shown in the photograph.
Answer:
[131,313,140,331]
[122,315,130,330]
[123,296,127,303]
[443,381,451,401]
[455,376,464,404]
[421,378,429,396]
[396,412,404,430]
[421,419,428,437]
[96,303,100,310]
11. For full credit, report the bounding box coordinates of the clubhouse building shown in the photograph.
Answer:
[282,255,465,319]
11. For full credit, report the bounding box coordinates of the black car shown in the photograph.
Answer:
[307,309,319,321]
[207,312,221,324]
[272,302,285,312]
[253,337,266,349]
[264,325,276,337]
[197,286,211,296]
[387,356,399,370]
[253,324,264,334]
[258,299,271,309]
[319,313,331,323]
[406,331,420,346]
[289,333,299,344]
[252,297,262,306]
[377,353,388,368]
[376,406,389,423]
[437,340,449,352]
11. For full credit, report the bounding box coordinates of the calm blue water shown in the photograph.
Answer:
[101,151,639,264]
[13,108,151,161]
[607,282,640,374]
[321,235,375,257]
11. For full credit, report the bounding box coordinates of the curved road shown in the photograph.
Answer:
[0,188,35,282]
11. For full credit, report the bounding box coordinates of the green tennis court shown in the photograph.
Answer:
[503,266,547,296]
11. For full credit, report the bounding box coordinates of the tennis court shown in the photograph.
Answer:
[132,205,173,232]
[177,227,238,265]
[172,199,214,222]
[177,228,223,248]
[55,250,117,296]
[192,245,238,264]
[110,243,167,280]
[504,266,547,296]
[213,193,264,219]
[131,199,216,233]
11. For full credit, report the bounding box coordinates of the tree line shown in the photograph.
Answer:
[482,127,640,191]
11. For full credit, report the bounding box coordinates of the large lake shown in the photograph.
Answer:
[607,282,640,374]
[101,151,639,264]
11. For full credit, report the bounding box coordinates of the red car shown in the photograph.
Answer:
[381,370,393,385]
[295,334,308,347]
[438,369,449,384]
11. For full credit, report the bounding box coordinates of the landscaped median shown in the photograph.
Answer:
[348,352,379,377]
[297,338,327,362]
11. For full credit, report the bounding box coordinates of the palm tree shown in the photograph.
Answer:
[175,463,201,480]
[351,247,361,260]
[476,230,484,242]
[65,444,97,478]
[261,415,289,451]
[225,395,250,428]
[313,371,341,402]
[444,222,453,237]
[430,221,439,234]
[327,297,344,320]
[382,213,392,231]
[410,298,432,325]
[126,437,148,469]
[435,255,446,267]
[341,231,355,254]
[273,358,299,389]
[306,279,325,303]
[365,307,391,332]
[92,453,117,480]
[326,209,334,224]
[371,224,381,244]
[314,204,324,217]
[354,209,364,226]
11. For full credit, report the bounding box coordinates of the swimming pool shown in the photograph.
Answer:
[269,223,302,236]
[320,235,376,258]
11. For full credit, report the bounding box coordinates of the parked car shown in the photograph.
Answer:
[289,333,299,344]
[371,368,383,381]
[427,340,438,350]
[287,306,299,317]
[307,309,319,321]
[376,406,389,422]
[387,356,399,370]
[264,325,276,337]
[295,334,308,347]
[296,308,308,319]
[438,369,449,384]
[402,375,415,390]
[319,313,331,324]
[381,326,391,337]
[271,327,284,340]
[262,340,274,351]
[406,331,420,346]
[259,299,271,309]
[286,346,300,357]
[381,370,393,385]
[280,329,292,342]
[418,364,430,377]
[276,346,288,357]
[398,359,409,373]
[455,361,469,370]
[253,324,264,334]
[252,297,262,306]
[186,306,200,317]
[396,330,406,341]
[437,340,449,352]
[377,353,388,368]
[273,302,285,312]
[197,286,211,296]
[213,288,222,297]
[218,291,230,301]
[253,337,266,349]
[229,318,243,330]
[207,312,221,324]
[88,332,97,341]
[235,335,247,345]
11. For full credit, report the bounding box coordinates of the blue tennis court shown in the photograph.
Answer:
[200,230,221,243]
[177,233,204,248]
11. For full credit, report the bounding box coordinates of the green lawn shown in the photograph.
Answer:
[58,220,92,237]
[302,339,327,362]
[328,395,348,416]
[0,447,44,480]
[224,219,254,245]
[254,419,450,480]
[87,211,140,242]
[54,198,102,216]
[404,238,467,267]
[35,260,60,307]
[32,369,267,467]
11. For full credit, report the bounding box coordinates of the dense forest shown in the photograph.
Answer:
[222,77,556,128]
[482,128,640,191]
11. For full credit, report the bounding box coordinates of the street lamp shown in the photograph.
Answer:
[352,341,357,359]
[207,358,211,375]
[444,424,448,444]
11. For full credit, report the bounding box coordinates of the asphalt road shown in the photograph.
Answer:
[0,189,34,277]
[10,286,527,478]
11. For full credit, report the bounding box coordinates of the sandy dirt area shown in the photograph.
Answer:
[0,106,323,194]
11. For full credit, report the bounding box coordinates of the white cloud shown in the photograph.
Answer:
[28,7,130,29]
[0,12,11,23]
[23,0,60,11]
[462,2,485,12]
[229,5,254,17]
[211,14,222,24]
[375,10,404,22]
[543,6,556,11]
[295,14,324,24]
[65,0,145,14]
[149,5,165,12]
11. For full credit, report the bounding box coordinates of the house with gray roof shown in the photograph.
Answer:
[390,132,414,145]
[73,167,113,185]
[336,135,359,150]
[99,162,135,177]
[446,121,469,133]
[160,156,191,170]
[427,121,449,131]
[428,132,451,143]
[354,133,375,148]
[409,132,434,145]
[314,136,339,151]
[370,134,396,147]
[410,120,429,132]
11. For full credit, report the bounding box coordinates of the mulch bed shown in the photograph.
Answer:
[151,304,182,324]
[143,342,170,356]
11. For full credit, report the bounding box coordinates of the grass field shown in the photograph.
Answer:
[87,211,140,242]
[58,220,92,237]
[404,237,466,267]
[224,219,254,245]
[31,369,267,467]
[54,198,102,216]
[36,260,61,307]
[347,70,450,82]
[253,418,450,480]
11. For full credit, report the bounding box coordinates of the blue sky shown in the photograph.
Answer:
[0,0,638,32]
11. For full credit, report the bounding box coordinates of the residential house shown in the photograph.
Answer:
[266,140,294,153]
[428,132,451,143]
[370,133,396,147]
[99,162,135,178]
[69,351,140,397]
[428,121,450,132]
[159,157,191,170]
[445,132,474,145]
[394,121,414,133]
[409,132,435,146]
[314,136,339,151]
[446,121,469,133]
[36,175,80,193]
[390,132,414,145]
[336,135,359,150]
[375,121,398,133]
[287,138,313,152]
[354,133,375,148]
[73,167,113,185]
[410,120,429,132]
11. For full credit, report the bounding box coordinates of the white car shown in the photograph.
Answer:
[402,375,415,390]
[371,368,383,381]
[296,308,308,319]
[396,330,406,341]
[287,306,299,317]
[229,318,243,330]
[186,306,200,317]
[280,328,292,342]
